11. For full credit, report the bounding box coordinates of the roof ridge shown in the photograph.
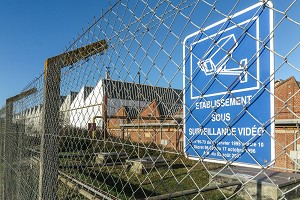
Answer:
[275,76,298,89]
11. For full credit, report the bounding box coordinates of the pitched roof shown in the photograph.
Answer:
[275,76,300,89]
[114,102,182,120]
[124,106,142,118]
[83,86,94,100]
[70,91,79,103]
[102,79,182,104]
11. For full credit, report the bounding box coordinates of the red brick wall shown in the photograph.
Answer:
[106,101,183,152]
[274,128,297,171]
[123,125,183,152]
[107,106,126,139]
[274,76,300,171]
[275,77,300,119]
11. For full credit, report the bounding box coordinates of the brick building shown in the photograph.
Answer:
[107,100,183,152]
[60,79,182,130]
[274,76,300,171]
[105,76,300,171]
[17,76,300,170]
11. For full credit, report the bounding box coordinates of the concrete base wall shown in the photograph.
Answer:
[210,173,300,200]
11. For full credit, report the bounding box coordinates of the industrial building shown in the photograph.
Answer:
[13,76,300,171]
[60,78,183,151]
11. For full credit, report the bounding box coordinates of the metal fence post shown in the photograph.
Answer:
[38,59,61,200]
[3,88,37,199]
[38,40,107,200]
[0,113,4,199]
[4,100,13,200]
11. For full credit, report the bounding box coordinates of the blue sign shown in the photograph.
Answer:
[183,2,274,167]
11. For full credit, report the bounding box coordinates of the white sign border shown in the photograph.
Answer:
[183,1,275,168]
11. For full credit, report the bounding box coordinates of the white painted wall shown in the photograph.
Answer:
[60,94,74,126]
[22,105,42,134]
[84,80,104,128]
[69,80,104,128]
[66,79,146,129]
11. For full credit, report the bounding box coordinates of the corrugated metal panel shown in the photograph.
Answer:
[124,106,143,118]
[158,103,182,117]
[70,92,79,103]
[83,86,94,100]
[103,79,182,104]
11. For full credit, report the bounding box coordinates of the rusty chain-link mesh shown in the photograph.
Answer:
[1,77,44,200]
[2,0,300,199]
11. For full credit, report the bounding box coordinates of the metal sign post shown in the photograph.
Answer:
[183,2,274,167]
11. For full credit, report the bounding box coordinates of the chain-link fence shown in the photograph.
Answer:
[2,0,300,199]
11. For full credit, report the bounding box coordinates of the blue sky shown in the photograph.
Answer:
[1,0,300,107]
[0,1,109,106]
